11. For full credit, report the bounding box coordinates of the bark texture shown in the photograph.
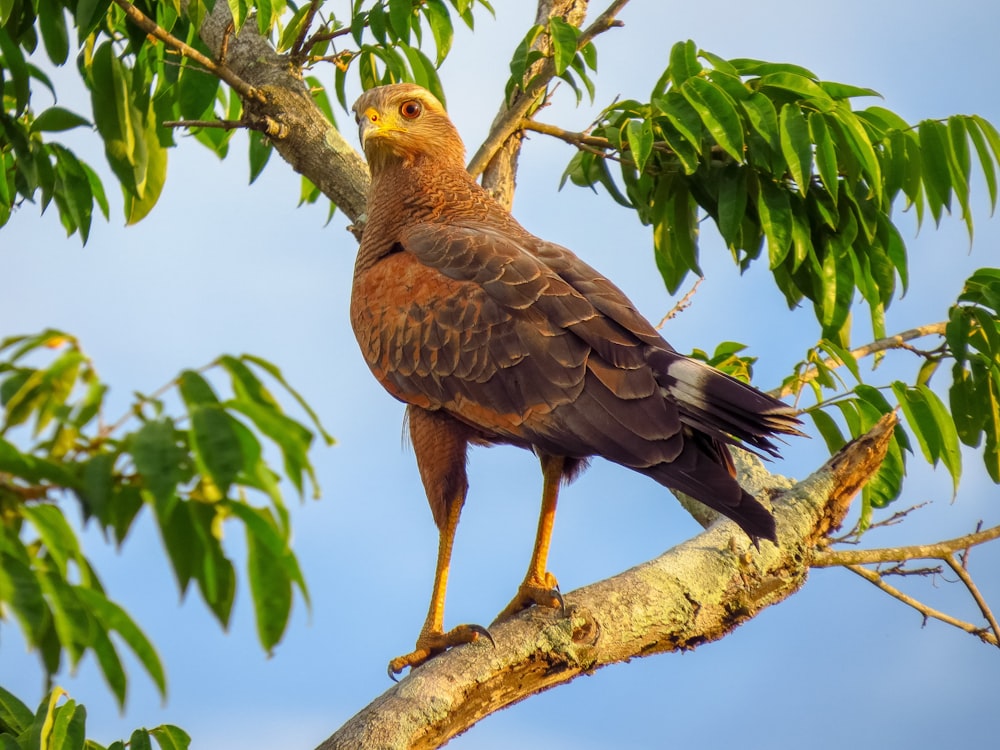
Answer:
[317,414,896,749]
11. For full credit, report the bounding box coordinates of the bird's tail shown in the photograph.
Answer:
[650,351,804,456]
[642,350,805,544]
[639,431,778,544]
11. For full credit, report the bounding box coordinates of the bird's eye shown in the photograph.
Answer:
[399,100,422,120]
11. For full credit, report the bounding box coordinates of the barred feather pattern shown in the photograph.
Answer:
[351,84,802,543]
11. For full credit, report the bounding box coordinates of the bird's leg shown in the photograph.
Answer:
[388,407,492,678]
[495,453,566,622]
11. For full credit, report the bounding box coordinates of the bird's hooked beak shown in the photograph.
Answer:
[357,106,399,150]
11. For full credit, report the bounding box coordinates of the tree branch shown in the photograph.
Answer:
[813,525,1000,649]
[112,0,264,103]
[468,0,631,184]
[843,564,999,647]
[316,413,898,749]
[773,322,948,399]
[163,0,370,222]
[811,524,1000,566]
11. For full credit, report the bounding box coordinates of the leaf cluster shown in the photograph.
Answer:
[1,685,189,750]
[1,0,494,236]
[562,41,1000,348]
[0,331,331,706]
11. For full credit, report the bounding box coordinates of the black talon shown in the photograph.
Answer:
[387,663,401,682]
[468,623,496,649]
[552,585,566,616]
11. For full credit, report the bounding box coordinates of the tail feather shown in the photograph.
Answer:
[641,433,778,543]
[651,351,804,456]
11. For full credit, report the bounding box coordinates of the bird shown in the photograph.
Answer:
[349,83,802,677]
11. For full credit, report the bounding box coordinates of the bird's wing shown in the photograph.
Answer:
[352,220,684,465]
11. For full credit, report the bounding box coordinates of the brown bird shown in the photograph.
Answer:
[350,83,802,677]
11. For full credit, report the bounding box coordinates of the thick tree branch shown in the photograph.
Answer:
[317,414,897,749]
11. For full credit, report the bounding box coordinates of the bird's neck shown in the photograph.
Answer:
[357,156,521,270]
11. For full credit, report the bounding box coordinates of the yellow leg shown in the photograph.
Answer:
[388,494,490,677]
[388,407,491,679]
[495,453,566,622]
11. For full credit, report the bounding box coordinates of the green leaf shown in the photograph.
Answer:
[226,400,313,498]
[548,16,579,76]
[240,506,294,652]
[422,0,454,66]
[681,77,744,161]
[652,179,701,293]
[248,132,273,185]
[124,100,168,225]
[0,547,49,650]
[756,178,792,268]
[90,42,145,198]
[809,111,839,202]
[188,405,243,496]
[717,166,747,247]
[129,419,186,510]
[918,119,953,225]
[654,92,703,151]
[130,729,153,750]
[240,355,333,445]
[0,28,30,115]
[779,103,812,196]
[37,0,70,66]
[32,107,92,133]
[388,0,413,42]
[74,587,167,698]
[757,71,833,103]
[178,62,220,120]
[730,59,818,79]
[0,685,33,736]
[966,116,999,214]
[625,118,654,173]
[668,39,702,87]
[22,504,83,579]
[50,699,86,750]
[149,726,191,750]
[810,407,846,453]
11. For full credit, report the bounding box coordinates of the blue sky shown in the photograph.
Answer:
[3,1,1000,748]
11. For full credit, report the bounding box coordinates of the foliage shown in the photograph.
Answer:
[555,40,1000,527]
[0,0,494,235]
[1,685,189,750]
[0,330,330,715]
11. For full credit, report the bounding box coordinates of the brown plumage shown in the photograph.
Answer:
[350,83,802,676]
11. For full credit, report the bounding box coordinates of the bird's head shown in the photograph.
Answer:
[352,83,466,173]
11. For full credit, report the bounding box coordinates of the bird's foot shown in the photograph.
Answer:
[387,623,494,681]
[494,571,565,623]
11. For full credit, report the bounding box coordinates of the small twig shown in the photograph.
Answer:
[829,501,931,543]
[164,116,289,139]
[812,524,1000,567]
[656,277,703,329]
[772,322,948,399]
[290,0,322,59]
[879,563,942,578]
[163,119,246,130]
[111,0,265,103]
[844,564,999,646]
[960,519,983,569]
[944,554,1000,645]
